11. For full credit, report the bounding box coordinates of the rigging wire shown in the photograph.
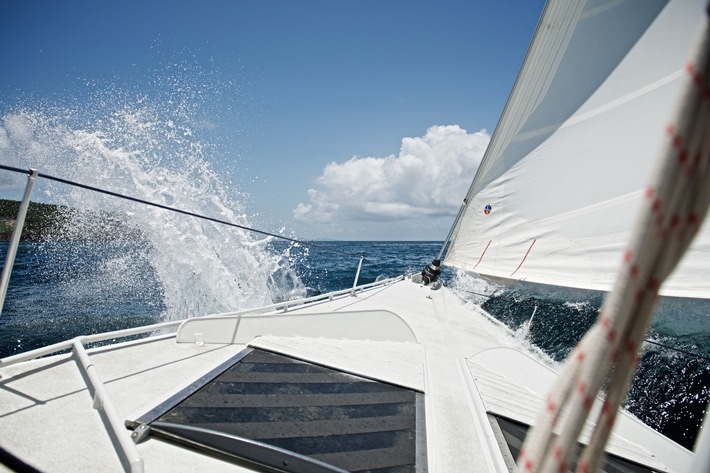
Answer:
[0,164,368,262]
[0,164,433,283]
[642,339,710,362]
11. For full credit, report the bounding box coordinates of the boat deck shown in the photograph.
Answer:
[0,278,693,472]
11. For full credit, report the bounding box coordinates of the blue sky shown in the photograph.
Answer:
[0,0,544,240]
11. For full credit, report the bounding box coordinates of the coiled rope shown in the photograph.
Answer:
[518,11,710,473]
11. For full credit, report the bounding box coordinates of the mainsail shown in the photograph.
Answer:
[444,0,710,299]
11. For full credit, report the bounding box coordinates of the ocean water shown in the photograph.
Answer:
[0,239,443,358]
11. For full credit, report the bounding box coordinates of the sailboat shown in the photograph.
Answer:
[1,0,708,472]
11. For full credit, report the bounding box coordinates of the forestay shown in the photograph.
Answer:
[444,0,710,299]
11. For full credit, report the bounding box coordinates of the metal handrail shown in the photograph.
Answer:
[0,320,183,368]
[351,256,364,295]
[211,274,403,316]
[0,275,404,369]
[0,169,38,316]
[72,338,144,473]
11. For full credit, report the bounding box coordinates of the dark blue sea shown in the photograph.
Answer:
[0,239,707,452]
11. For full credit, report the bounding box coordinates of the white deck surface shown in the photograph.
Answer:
[0,278,693,472]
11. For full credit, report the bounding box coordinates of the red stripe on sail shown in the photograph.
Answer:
[473,240,492,270]
[510,240,536,277]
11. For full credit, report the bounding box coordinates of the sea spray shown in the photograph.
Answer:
[0,78,306,323]
[465,278,710,450]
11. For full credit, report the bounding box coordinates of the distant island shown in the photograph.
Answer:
[0,199,65,241]
[0,199,141,241]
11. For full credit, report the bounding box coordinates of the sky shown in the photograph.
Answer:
[0,0,545,240]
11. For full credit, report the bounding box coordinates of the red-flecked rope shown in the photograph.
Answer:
[518,13,710,473]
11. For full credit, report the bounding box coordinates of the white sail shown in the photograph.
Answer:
[444,0,710,299]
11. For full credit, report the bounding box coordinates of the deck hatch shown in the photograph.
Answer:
[488,414,659,473]
[130,348,426,472]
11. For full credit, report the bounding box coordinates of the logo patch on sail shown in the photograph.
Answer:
[484,204,492,215]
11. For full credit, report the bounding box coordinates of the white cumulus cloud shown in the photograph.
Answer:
[294,125,490,223]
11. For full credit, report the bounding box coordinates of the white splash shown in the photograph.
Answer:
[0,82,305,320]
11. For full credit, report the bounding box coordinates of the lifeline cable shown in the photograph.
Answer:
[642,339,710,362]
[0,164,372,262]
[0,165,436,283]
